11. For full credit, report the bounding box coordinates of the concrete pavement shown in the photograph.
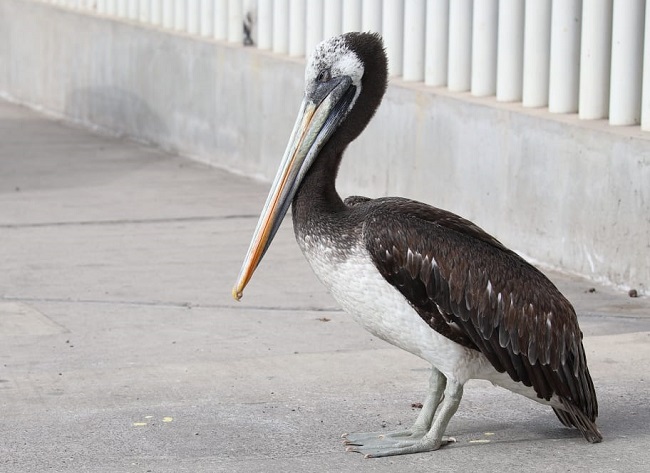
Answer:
[1,99,649,472]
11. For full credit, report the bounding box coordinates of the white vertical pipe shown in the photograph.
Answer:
[579,0,612,119]
[471,0,498,96]
[200,0,215,36]
[162,0,174,28]
[342,0,362,33]
[609,0,645,125]
[128,0,139,20]
[522,0,551,107]
[97,0,107,13]
[305,0,324,54]
[215,0,228,39]
[642,2,650,129]
[403,0,426,81]
[228,0,243,43]
[289,0,307,56]
[323,0,342,39]
[188,0,200,34]
[362,0,382,33]
[117,0,127,17]
[548,0,582,113]
[151,0,163,25]
[448,0,472,91]
[273,0,290,53]
[175,0,187,30]
[496,0,524,102]
[425,0,448,87]
[382,0,404,77]
[106,0,116,16]
[140,0,151,22]
[257,0,273,49]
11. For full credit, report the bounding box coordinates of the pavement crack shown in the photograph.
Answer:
[0,214,257,229]
[1,295,342,312]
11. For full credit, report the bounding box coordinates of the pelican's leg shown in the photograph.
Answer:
[343,368,447,446]
[346,380,463,458]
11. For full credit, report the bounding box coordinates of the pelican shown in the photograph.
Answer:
[233,32,602,457]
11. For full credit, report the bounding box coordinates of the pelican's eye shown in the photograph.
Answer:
[316,69,331,83]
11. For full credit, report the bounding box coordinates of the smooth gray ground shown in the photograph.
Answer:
[1,100,649,472]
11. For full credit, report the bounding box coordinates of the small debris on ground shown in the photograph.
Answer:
[411,402,423,409]
[586,287,597,293]
[316,317,331,322]
[629,289,639,298]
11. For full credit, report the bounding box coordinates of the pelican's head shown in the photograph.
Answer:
[233,33,387,300]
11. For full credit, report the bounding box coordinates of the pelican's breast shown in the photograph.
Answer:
[297,232,485,381]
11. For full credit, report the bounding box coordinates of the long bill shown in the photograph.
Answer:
[232,77,356,301]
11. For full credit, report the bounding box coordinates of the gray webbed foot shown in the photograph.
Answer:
[343,432,456,458]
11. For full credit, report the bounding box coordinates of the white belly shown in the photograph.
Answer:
[299,236,491,384]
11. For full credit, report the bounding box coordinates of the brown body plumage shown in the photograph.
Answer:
[347,196,601,442]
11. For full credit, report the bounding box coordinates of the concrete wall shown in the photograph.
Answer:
[1,0,648,294]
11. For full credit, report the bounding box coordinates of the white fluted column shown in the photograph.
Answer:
[362,0,382,33]
[579,0,612,119]
[128,0,139,20]
[323,0,342,39]
[448,0,472,91]
[215,0,228,40]
[403,0,425,81]
[151,0,162,25]
[106,0,116,16]
[471,0,498,96]
[162,0,173,28]
[642,1,650,129]
[257,0,273,49]
[228,0,243,43]
[609,0,644,125]
[188,0,200,34]
[548,0,582,113]
[382,0,404,77]
[305,0,324,54]
[497,0,524,102]
[343,0,362,33]
[522,0,551,107]
[273,0,289,53]
[200,0,214,36]
[425,0,448,87]
[139,0,150,22]
[117,0,127,17]
[289,0,307,56]
[175,0,187,31]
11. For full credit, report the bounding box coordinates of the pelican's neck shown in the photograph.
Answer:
[292,146,346,228]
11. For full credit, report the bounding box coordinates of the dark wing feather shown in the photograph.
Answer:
[359,197,601,442]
